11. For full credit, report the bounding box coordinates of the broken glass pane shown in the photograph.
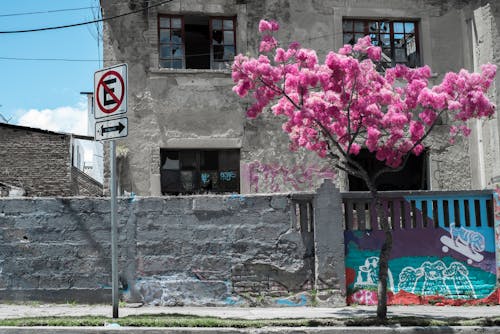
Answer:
[172,29,182,43]
[171,59,183,69]
[354,21,365,32]
[394,22,404,34]
[212,19,222,30]
[224,46,235,60]
[159,17,170,28]
[171,18,181,29]
[395,48,407,62]
[224,19,233,29]
[212,29,223,45]
[160,30,170,43]
[213,45,224,60]
[343,33,353,45]
[224,31,234,44]
[404,22,415,34]
[342,20,352,31]
[181,171,194,192]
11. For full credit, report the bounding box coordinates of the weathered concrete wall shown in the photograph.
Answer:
[0,125,73,197]
[100,0,498,195]
[0,183,345,306]
[468,2,500,189]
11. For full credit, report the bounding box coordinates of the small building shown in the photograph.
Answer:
[0,123,102,197]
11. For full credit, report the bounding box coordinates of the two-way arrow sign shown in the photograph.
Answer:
[95,117,128,141]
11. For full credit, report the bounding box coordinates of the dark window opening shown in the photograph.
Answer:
[348,149,428,191]
[185,16,211,69]
[160,149,240,194]
[158,15,236,70]
[342,19,420,69]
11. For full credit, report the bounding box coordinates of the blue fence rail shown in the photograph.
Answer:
[342,190,494,231]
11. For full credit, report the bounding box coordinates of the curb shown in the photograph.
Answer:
[0,327,499,334]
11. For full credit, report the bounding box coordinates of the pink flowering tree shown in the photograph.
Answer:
[232,19,497,319]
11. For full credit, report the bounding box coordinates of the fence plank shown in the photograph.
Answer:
[447,199,455,226]
[468,198,477,227]
[392,199,401,230]
[403,200,412,228]
[479,198,488,227]
[356,201,366,231]
[426,200,434,227]
[345,200,354,230]
[437,199,445,227]
[413,200,423,228]
[458,199,466,226]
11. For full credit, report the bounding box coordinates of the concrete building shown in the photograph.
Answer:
[99,0,500,196]
[0,123,102,197]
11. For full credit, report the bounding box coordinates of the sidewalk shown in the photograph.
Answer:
[0,304,499,320]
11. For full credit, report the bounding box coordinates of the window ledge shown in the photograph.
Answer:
[149,68,232,75]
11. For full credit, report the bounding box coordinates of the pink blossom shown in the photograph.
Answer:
[258,20,272,32]
[231,19,497,170]
[260,35,278,52]
[338,44,352,55]
[366,46,381,61]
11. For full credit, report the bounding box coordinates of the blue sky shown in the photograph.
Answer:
[0,1,101,135]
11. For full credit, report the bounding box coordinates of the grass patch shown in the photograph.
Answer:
[0,314,499,328]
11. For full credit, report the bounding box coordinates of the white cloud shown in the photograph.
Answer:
[17,101,88,136]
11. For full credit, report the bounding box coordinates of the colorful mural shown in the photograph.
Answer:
[345,193,498,305]
[494,185,500,304]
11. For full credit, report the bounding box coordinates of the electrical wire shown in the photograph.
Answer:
[0,0,175,34]
[0,6,97,18]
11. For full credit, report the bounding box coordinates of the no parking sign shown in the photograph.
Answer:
[94,64,127,119]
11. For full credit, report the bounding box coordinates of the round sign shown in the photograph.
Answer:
[96,70,125,114]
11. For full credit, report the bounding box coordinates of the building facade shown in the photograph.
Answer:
[0,123,102,197]
[100,0,500,196]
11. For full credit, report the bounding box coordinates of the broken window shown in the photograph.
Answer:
[158,15,236,70]
[348,149,428,191]
[160,149,240,194]
[342,19,420,68]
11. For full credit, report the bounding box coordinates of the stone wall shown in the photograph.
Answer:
[0,181,345,306]
[0,125,73,197]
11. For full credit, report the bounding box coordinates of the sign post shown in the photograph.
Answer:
[94,64,128,319]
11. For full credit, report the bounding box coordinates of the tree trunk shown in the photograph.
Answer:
[368,189,393,320]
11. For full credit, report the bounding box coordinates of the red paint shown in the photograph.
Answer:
[345,268,356,287]
[348,288,499,306]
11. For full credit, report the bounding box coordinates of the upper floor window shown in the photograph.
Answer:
[158,15,236,70]
[342,19,420,68]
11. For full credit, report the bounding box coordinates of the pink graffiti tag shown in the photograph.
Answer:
[247,162,335,192]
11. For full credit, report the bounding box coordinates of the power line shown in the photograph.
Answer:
[0,0,175,34]
[0,56,103,62]
[0,6,97,18]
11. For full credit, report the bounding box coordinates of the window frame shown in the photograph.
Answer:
[160,149,240,195]
[158,15,185,69]
[158,14,237,70]
[342,18,421,68]
[209,16,237,70]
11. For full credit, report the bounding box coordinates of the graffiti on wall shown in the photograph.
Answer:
[345,193,498,305]
[494,185,500,297]
[398,261,475,298]
[245,161,335,193]
[441,224,485,264]
[354,256,394,291]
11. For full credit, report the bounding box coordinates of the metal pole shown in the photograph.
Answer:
[110,140,119,318]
